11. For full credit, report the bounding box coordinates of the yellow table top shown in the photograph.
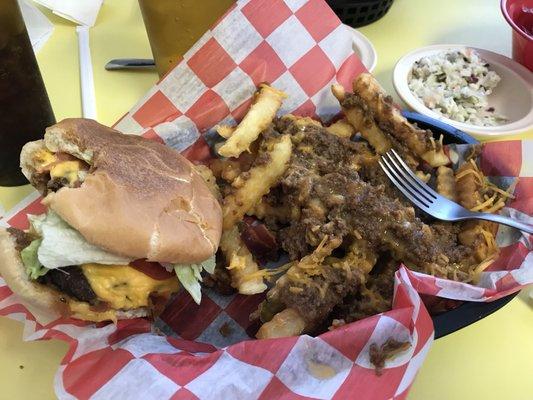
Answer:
[1,0,532,399]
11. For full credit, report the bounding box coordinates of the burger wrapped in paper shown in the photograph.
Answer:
[0,119,222,322]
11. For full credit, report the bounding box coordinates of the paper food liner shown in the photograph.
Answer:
[1,1,532,398]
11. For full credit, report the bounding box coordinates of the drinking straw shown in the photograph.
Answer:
[76,26,97,119]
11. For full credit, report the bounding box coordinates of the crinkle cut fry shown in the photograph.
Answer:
[210,150,257,184]
[281,114,322,128]
[332,84,391,154]
[257,237,377,338]
[216,125,235,139]
[455,161,483,210]
[257,237,340,338]
[326,118,356,139]
[456,159,512,214]
[217,84,287,158]
[333,84,420,170]
[220,225,267,295]
[436,165,458,201]
[247,197,290,223]
[455,160,499,266]
[222,134,292,230]
[219,134,291,294]
[256,308,306,339]
[352,73,449,167]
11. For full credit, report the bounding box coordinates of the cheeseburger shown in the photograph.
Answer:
[0,119,222,322]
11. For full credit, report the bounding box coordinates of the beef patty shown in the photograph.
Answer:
[38,266,97,304]
[7,228,98,304]
[7,227,34,251]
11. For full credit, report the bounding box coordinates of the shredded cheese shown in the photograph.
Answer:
[34,149,57,170]
[485,201,506,213]
[486,183,515,199]
[456,157,513,215]
[472,254,498,282]
[240,263,292,282]
[480,228,498,253]
[470,193,497,211]
[455,168,484,185]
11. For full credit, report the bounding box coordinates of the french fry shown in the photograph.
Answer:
[221,162,242,183]
[345,107,391,154]
[458,221,497,263]
[220,226,267,295]
[332,84,391,154]
[352,73,449,167]
[331,84,346,102]
[216,125,235,139]
[217,84,287,158]
[415,170,431,183]
[194,164,221,201]
[247,198,290,223]
[436,166,457,201]
[256,308,306,339]
[257,237,376,338]
[326,119,355,138]
[421,134,449,167]
[222,134,292,230]
[332,238,378,275]
[281,114,322,128]
[210,150,258,183]
[455,162,482,210]
[455,161,500,263]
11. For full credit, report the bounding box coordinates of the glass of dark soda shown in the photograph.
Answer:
[0,0,55,186]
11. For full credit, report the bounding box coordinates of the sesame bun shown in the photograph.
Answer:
[20,118,222,264]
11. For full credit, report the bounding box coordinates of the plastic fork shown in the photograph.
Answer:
[378,149,533,234]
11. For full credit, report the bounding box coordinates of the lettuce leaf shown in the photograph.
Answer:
[174,255,216,304]
[200,255,216,275]
[20,239,49,279]
[174,265,202,304]
[30,211,132,269]
[27,214,46,235]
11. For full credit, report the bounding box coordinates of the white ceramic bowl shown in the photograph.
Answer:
[393,44,533,137]
[346,25,377,73]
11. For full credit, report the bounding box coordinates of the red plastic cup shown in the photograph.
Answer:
[501,0,533,71]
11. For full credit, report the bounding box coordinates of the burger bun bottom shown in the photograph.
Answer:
[0,228,150,322]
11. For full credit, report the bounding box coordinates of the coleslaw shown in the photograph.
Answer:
[408,49,507,126]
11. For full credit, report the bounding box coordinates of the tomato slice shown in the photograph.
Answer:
[130,259,175,280]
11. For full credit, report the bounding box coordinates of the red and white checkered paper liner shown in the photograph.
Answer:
[0,1,532,398]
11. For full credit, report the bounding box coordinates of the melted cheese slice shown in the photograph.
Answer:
[70,301,119,323]
[50,160,83,184]
[34,149,57,169]
[33,149,83,184]
[81,264,180,310]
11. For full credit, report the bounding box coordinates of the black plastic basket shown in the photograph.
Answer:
[327,0,394,28]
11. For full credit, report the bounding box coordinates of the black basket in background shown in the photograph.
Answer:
[327,0,394,28]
